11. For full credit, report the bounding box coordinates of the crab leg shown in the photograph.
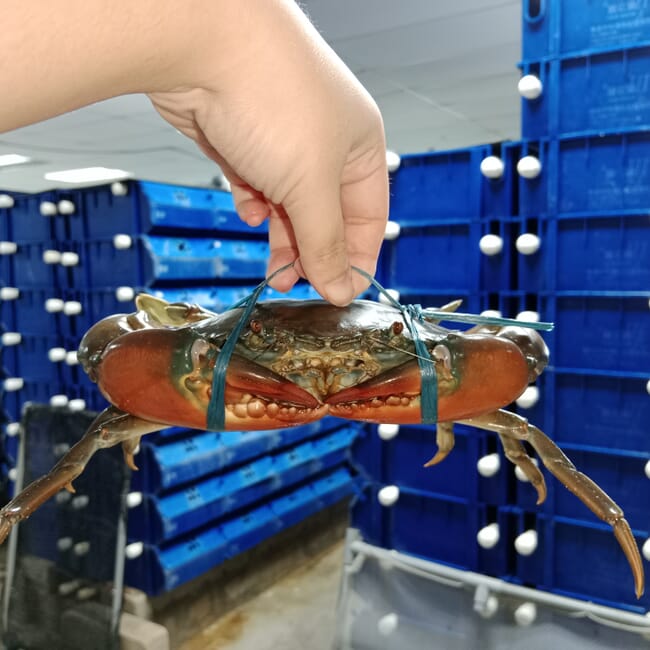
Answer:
[461,409,645,599]
[423,422,455,467]
[497,434,547,504]
[0,407,164,545]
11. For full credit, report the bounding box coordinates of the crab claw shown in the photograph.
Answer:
[94,329,326,431]
[327,334,530,423]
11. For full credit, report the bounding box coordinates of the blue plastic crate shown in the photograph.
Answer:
[549,295,650,373]
[551,444,649,527]
[389,147,488,222]
[1,379,60,423]
[522,0,650,60]
[554,215,649,292]
[509,508,548,588]
[481,141,521,220]
[11,241,70,287]
[352,424,511,506]
[3,191,59,243]
[546,516,649,612]
[125,467,355,595]
[150,282,321,314]
[551,370,650,454]
[378,221,483,292]
[1,334,65,383]
[129,428,357,544]
[522,46,650,139]
[554,131,650,214]
[131,419,344,493]
[81,181,267,238]
[82,236,269,288]
[518,140,549,218]
[352,484,510,577]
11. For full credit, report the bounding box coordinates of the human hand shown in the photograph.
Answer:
[148,0,388,305]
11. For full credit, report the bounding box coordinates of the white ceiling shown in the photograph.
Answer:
[0,0,521,193]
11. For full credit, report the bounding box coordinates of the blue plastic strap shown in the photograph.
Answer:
[206,263,295,431]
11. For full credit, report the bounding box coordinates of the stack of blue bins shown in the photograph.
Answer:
[352,0,650,615]
[0,180,360,596]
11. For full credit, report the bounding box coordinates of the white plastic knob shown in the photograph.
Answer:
[478,595,499,619]
[477,523,500,549]
[477,453,501,477]
[480,156,505,179]
[1,332,21,346]
[514,529,538,556]
[57,537,73,552]
[642,538,650,561]
[480,309,503,319]
[0,241,17,255]
[517,156,542,179]
[125,541,144,559]
[384,221,401,240]
[48,347,67,362]
[43,249,62,264]
[6,423,21,437]
[646,379,650,395]
[479,234,503,256]
[50,394,69,407]
[3,377,24,392]
[377,485,400,507]
[57,199,76,215]
[65,350,79,365]
[378,289,400,305]
[386,150,401,172]
[516,233,541,255]
[0,287,19,301]
[127,492,144,508]
[514,602,537,627]
[60,251,79,267]
[58,579,81,596]
[0,194,15,208]
[8,468,17,482]
[516,310,540,323]
[77,587,98,601]
[113,233,133,250]
[515,458,539,482]
[63,301,82,316]
[377,612,399,636]
[45,297,65,312]
[377,424,400,441]
[73,541,90,556]
[68,398,86,412]
[518,74,543,100]
[516,386,540,409]
[72,495,90,510]
[111,181,129,196]
[39,201,58,216]
[55,489,71,504]
[115,286,135,302]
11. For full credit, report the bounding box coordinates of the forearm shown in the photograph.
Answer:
[0,0,265,132]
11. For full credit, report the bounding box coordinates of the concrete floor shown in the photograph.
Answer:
[178,541,344,650]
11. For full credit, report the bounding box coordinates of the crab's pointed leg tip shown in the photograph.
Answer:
[125,454,139,472]
[423,450,447,468]
[64,482,76,494]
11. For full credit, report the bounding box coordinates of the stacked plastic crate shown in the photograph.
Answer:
[515,0,650,610]
[353,144,528,583]
[0,180,360,596]
[349,0,650,623]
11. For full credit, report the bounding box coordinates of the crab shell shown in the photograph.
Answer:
[78,299,544,432]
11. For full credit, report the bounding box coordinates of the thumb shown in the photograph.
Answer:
[282,180,355,306]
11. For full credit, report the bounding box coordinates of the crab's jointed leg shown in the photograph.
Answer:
[0,407,164,544]
[461,409,645,599]
[423,421,455,467]
[496,433,547,504]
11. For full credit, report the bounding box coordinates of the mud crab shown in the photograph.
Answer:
[0,294,643,597]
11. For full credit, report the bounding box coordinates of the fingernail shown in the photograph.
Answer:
[323,277,355,306]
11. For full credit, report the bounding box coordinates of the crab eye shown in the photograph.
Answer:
[249,319,263,334]
[391,321,404,336]
[190,338,211,367]
[432,344,452,369]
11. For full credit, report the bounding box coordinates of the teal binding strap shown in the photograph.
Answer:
[206,262,295,431]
